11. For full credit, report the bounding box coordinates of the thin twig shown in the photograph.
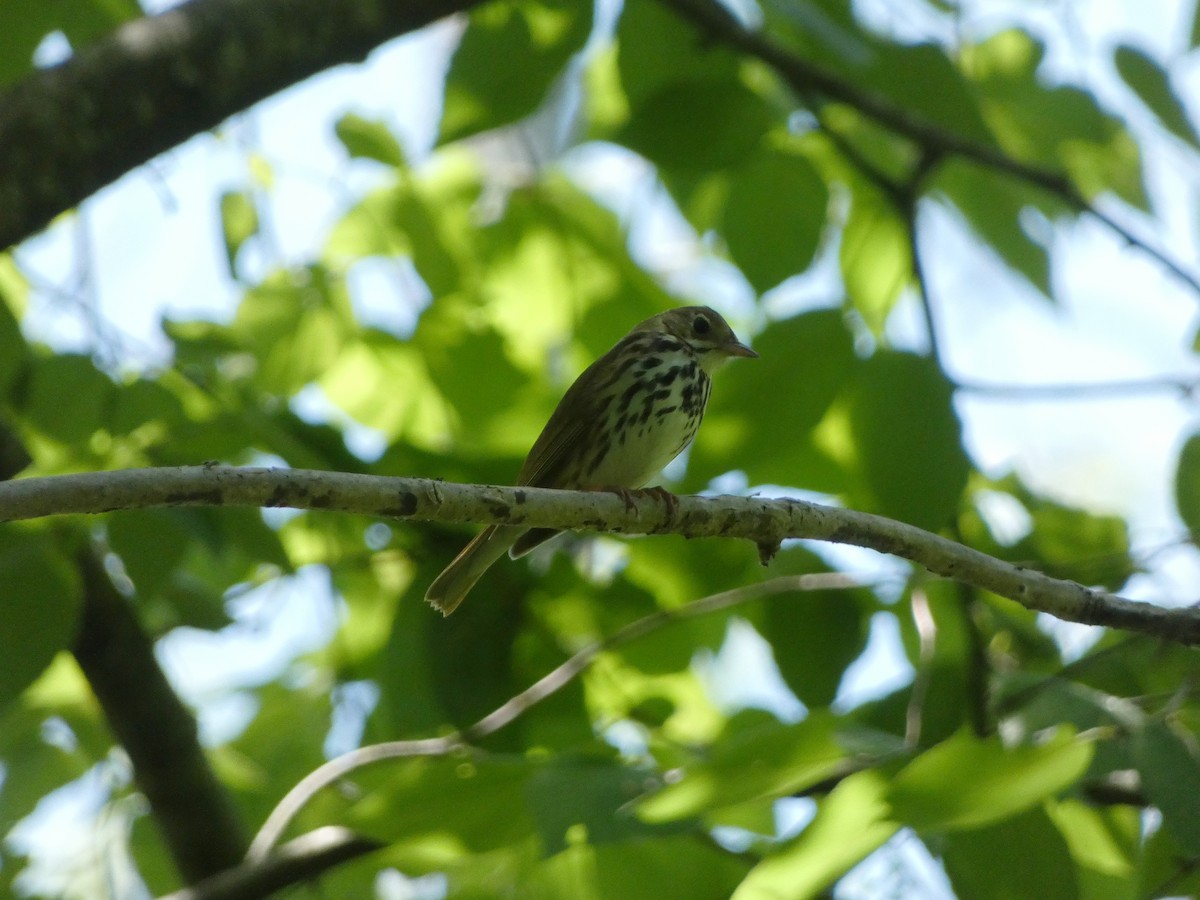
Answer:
[246,573,855,860]
[955,375,1200,401]
[656,0,1200,297]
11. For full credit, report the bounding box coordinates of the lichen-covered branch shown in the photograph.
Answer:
[3,464,1197,643]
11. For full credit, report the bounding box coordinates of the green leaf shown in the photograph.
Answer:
[108,377,187,440]
[220,682,331,826]
[528,755,682,853]
[1046,799,1140,900]
[231,267,352,395]
[1130,720,1200,855]
[942,807,1079,900]
[1137,810,1200,897]
[0,258,29,396]
[636,711,848,823]
[20,353,117,445]
[841,352,969,530]
[334,112,406,167]
[333,755,538,856]
[840,190,911,331]
[732,769,898,900]
[886,727,1093,832]
[107,510,194,599]
[616,0,741,108]
[0,531,81,710]
[439,0,592,143]
[412,317,527,445]
[1114,44,1200,149]
[762,579,871,708]
[619,80,776,174]
[219,190,259,279]
[964,30,1146,209]
[858,42,995,146]
[1174,432,1200,537]
[321,339,441,441]
[721,148,828,293]
[326,157,480,297]
[1010,489,1134,590]
[934,162,1055,300]
[528,835,753,899]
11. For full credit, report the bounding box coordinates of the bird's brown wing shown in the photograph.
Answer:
[517,399,592,488]
[516,353,614,488]
[509,389,595,560]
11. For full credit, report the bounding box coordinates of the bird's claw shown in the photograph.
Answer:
[593,485,679,520]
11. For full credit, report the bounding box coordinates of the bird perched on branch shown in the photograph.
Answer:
[425,305,757,615]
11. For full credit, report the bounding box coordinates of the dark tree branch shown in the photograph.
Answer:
[0,0,482,249]
[159,827,383,900]
[72,550,248,884]
[655,0,1200,297]
[5,465,1200,644]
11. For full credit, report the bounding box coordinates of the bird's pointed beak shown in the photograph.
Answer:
[724,339,758,359]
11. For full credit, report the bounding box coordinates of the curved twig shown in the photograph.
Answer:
[246,573,854,860]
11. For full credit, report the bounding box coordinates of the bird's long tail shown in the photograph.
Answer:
[424,525,523,616]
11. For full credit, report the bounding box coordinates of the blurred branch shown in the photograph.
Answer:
[73,550,248,884]
[0,0,482,249]
[655,0,1200,298]
[247,573,854,860]
[955,375,1200,400]
[4,465,1200,643]
[160,827,382,900]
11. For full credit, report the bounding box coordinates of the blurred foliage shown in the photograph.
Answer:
[2,0,1199,897]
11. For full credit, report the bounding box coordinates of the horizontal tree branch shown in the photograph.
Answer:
[2,464,1196,643]
[0,0,481,248]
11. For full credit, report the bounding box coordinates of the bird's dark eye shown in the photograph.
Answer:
[692,314,711,336]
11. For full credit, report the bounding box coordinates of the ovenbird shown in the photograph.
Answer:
[425,305,757,614]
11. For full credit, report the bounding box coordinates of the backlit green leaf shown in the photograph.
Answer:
[887,727,1092,831]
[334,112,406,167]
[440,0,592,143]
[219,190,259,279]
[637,711,848,823]
[733,769,898,900]
[942,807,1078,900]
[1174,432,1200,538]
[840,191,910,331]
[0,531,81,710]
